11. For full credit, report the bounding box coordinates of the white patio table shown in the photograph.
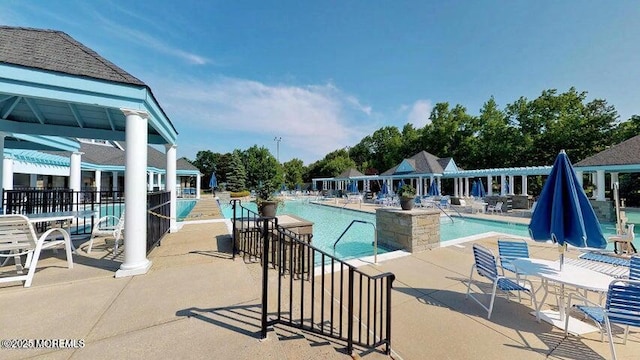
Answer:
[26,210,96,252]
[512,258,615,335]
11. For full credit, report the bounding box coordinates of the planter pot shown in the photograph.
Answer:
[400,197,415,210]
[258,201,278,217]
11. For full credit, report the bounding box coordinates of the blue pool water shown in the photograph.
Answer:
[98,200,196,222]
[222,201,638,257]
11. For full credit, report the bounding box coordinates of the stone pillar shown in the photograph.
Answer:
[596,170,606,201]
[376,208,441,252]
[166,144,177,232]
[116,109,152,278]
[521,175,528,196]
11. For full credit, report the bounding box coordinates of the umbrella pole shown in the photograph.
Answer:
[558,244,566,271]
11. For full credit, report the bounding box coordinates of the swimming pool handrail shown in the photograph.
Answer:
[333,219,378,264]
[434,202,456,223]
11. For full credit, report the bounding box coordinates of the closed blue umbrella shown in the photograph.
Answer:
[477,179,486,198]
[428,180,439,196]
[381,181,389,196]
[529,150,606,269]
[209,172,217,189]
[471,180,478,197]
[349,180,358,193]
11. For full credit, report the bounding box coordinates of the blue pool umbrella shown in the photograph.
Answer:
[381,181,389,196]
[349,180,358,193]
[529,150,606,268]
[209,172,217,189]
[477,179,486,198]
[471,181,478,197]
[428,180,439,196]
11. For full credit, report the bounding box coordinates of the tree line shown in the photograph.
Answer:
[190,87,640,200]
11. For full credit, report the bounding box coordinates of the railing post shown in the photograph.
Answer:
[231,199,238,258]
[385,274,395,355]
[260,217,270,339]
[347,266,354,355]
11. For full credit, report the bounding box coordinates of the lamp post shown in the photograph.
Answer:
[274,137,282,163]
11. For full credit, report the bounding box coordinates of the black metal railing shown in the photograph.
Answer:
[3,189,171,253]
[147,191,171,253]
[230,199,395,355]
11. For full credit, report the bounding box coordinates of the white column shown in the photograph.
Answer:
[156,172,162,191]
[464,178,470,197]
[116,109,152,278]
[195,173,201,199]
[596,170,606,201]
[508,175,514,195]
[453,177,459,197]
[3,155,13,191]
[500,175,506,196]
[0,135,4,196]
[29,174,37,188]
[69,152,82,192]
[112,171,118,192]
[148,171,154,191]
[487,175,493,196]
[166,144,177,232]
[437,177,442,195]
[611,172,619,188]
[95,170,102,191]
[576,171,583,188]
[521,175,528,196]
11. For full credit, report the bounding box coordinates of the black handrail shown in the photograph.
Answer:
[231,204,395,355]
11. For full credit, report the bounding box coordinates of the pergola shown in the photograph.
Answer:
[0,26,179,277]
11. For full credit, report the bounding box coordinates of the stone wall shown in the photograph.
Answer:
[590,199,614,223]
[375,208,441,252]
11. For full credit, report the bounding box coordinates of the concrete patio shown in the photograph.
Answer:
[0,197,638,359]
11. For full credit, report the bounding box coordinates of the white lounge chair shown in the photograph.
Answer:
[86,210,125,255]
[487,201,503,214]
[0,214,73,287]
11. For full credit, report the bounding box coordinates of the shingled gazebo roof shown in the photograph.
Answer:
[575,135,640,168]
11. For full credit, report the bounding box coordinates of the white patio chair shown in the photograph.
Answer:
[0,214,73,287]
[487,201,503,214]
[86,210,125,255]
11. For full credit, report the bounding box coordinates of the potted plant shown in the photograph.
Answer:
[397,184,416,210]
[255,180,283,217]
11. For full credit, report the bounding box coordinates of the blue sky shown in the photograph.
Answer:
[2,1,639,165]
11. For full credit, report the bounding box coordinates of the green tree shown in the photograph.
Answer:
[283,158,305,189]
[241,145,283,191]
[226,151,246,192]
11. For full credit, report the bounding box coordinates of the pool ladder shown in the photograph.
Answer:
[333,220,378,264]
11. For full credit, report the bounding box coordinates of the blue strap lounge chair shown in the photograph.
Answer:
[497,239,529,275]
[466,244,538,320]
[565,279,640,360]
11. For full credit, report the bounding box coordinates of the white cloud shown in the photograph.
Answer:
[92,12,209,65]
[150,76,374,163]
[407,99,433,127]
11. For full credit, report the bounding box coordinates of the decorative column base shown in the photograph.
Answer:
[115,259,152,278]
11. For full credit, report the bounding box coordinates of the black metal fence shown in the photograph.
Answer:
[3,189,171,254]
[147,191,171,253]
[230,199,395,355]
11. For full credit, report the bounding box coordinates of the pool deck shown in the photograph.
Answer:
[1,196,638,359]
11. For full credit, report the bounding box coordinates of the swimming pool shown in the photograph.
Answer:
[97,199,196,222]
[222,201,638,256]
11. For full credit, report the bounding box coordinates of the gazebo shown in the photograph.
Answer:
[0,26,179,277]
